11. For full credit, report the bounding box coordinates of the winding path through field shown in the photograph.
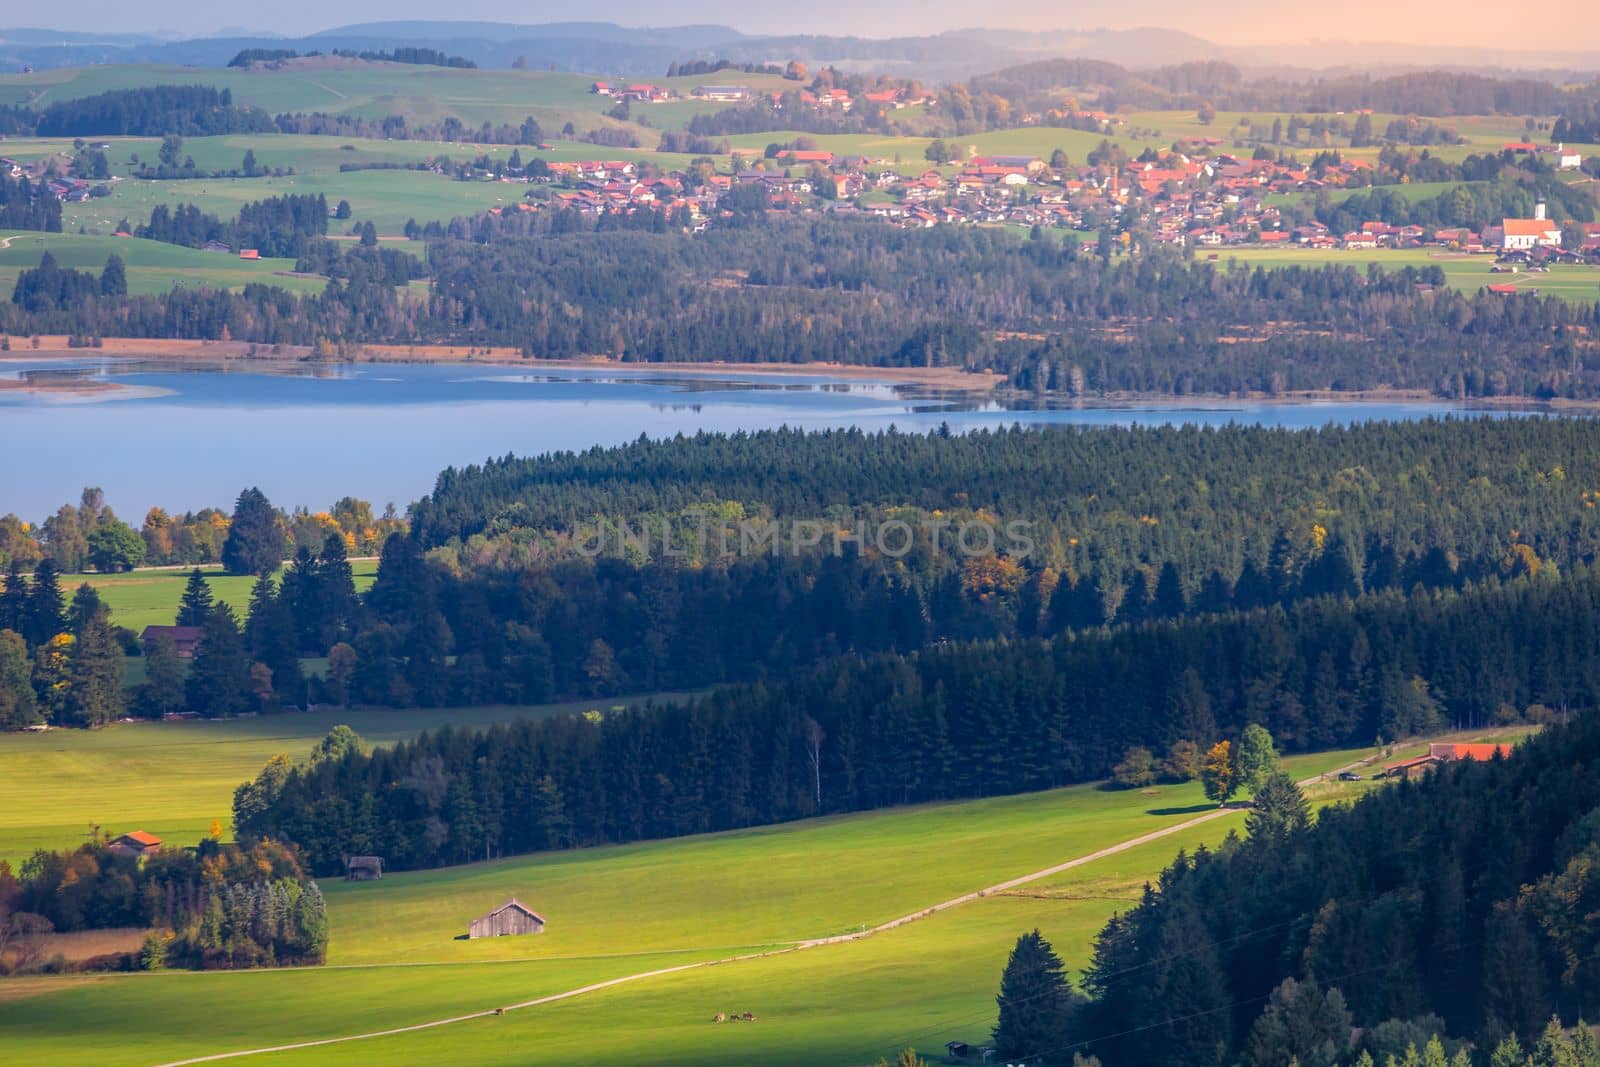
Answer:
[153,758,1375,1066]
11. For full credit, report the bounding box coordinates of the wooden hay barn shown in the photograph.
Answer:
[469,899,546,939]
[344,856,383,881]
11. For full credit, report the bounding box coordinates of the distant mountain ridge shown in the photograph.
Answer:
[0,21,1594,80]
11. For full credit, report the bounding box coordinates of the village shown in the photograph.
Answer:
[489,123,1600,264]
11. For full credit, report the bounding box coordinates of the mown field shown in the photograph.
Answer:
[0,695,675,867]
[74,560,380,634]
[0,739,1394,1066]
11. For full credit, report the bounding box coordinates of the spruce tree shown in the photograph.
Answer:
[1245,773,1312,843]
[25,559,65,648]
[177,568,213,627]
[244,575,302,705]
[317,532,359,646]
[186,604,251,718]
[994,929,1071,1062]
[0,561,27,635]
[221,488,285,577]
[64,605,124,727]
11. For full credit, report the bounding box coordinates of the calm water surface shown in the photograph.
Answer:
[0,356,1519,516]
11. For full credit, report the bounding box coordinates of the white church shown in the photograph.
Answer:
[1501,202,1563,252]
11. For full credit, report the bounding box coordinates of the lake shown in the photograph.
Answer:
[0,356,1525,518]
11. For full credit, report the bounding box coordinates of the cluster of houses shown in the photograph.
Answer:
[496,147,1600,264]
[590,81,933,112]
[1,156,94,201]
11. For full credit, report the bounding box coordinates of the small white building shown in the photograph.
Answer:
[1502,202,1563,251]
[1557,143,1584,171]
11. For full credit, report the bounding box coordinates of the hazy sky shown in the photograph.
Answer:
[22,0,1600,53]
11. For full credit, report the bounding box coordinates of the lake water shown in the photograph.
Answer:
[0,356,1526,518]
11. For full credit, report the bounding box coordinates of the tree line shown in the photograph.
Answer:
[1,837,326,972]
[6,216,1599,400]
[237,563,1600,875]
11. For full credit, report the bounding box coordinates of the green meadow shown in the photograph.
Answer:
[75,561,379,634]
[1218,246,1600,301]
[0,696,677,868]
[0,741,1387,1066]
[0,231,322,297]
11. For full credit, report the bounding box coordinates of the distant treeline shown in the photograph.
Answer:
[228,47,475,69]
[1053,709,1600,1064]
[6,219,1600,399]
[2,838,326,971]
[270,111,543,147]
[664,58,785,78]
[238,565,1600,875]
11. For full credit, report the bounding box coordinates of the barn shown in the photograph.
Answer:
[468,899,546,939]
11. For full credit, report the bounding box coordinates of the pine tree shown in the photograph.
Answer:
[187,604,251,718]
[221,488,284,577]
[25,559,65,647]
[244,575,302,705]
[0,561,28,635]
[64,604,124,727]
[1245,773,1311,843]
[177,568,213,627]
[994,929,1072,1062]
[140,632,187,719]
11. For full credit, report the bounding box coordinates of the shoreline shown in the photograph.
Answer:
[0,338,1004,395]
[2,339,1597,411]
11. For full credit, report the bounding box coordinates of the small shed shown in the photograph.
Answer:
[344,856,384,881]
[469,899,546,939]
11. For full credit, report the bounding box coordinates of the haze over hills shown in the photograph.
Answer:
[1,20,1596,80]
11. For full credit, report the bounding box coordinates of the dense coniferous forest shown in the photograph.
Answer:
[8,220,1600,399]
[238,566,1600,874]
[11,420,1600,731]
[1033,711,1600,1065]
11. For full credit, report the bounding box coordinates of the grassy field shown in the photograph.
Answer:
[1219,246,1600,301]
[0,231,323,297]
[0,741,1393,1066]
[74,560,380,634]
[0,697,677,868]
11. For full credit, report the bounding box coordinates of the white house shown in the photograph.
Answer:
[1557,144,1584,171]
[1502,202,1563,251]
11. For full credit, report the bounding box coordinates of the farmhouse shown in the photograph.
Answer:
[1385,741,1516,779]
[108,830,162,860]
[141,625,204,658]
[1502,203,1562,252]
[468,898,546,938]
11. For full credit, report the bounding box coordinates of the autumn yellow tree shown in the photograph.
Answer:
[1201,740,1237,806]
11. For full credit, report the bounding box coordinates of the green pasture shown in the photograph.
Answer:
[0,231,322,297]
[76,560,378,634]
[0,742,1389,1065]
[1218,246,1600,301]
[0,696,673,868]
[0,64,614,131]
